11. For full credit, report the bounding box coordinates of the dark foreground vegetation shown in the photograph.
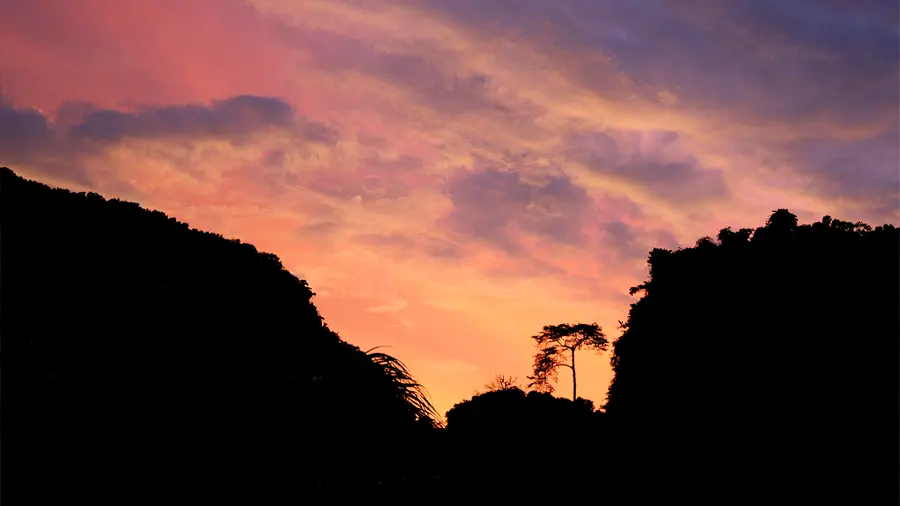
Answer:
[2,167,898,503]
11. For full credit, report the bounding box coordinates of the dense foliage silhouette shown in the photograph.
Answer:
[444,387,604,495]
[4,167,898,503]
[1,167,441,502]
[605,209,900,503]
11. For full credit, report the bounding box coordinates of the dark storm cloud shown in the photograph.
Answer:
[566,129,728,203]
[442,166,593,252]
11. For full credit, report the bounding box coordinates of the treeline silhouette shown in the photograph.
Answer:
[2,167,898,503]
[1,168,441,502]
[604,210,900,502]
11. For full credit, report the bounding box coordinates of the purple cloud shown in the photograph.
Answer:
[766,129,900,218]
[600,221,645,261]
[0,98,93,184]
[1,94,339,190]
[442,166,593,253]
[566,129,728,203]
[0,98,54,161]
[69,95,332,144]
[416,0,899,127]
[270,21,548,122]
[599,220,680,265]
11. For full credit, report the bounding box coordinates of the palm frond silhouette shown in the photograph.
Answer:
[366,346,443,428]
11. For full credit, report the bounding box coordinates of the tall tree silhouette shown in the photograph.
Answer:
[527,322,608,400]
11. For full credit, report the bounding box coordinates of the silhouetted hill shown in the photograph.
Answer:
[604,210,900,503]
[1,167,440,502]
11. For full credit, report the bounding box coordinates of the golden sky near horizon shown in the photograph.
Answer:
[1,0,897,417]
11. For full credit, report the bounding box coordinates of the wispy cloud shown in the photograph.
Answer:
[1,0,896,414]
[366,297,410,314]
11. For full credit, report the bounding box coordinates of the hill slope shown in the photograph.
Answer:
[1,167,438,502]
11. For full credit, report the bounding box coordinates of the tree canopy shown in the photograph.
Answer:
[527,322,608,400]
[605,209,899,503]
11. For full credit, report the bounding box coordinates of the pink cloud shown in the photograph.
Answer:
[2,0,896,417]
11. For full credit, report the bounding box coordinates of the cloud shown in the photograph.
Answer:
[355,232,464,261]
[417,0,899,130]
[303,154,440,203]
[422,235,465,259]
[351,51,499,114]
[366,297,410,314]
[0,98,54,161]
[3,0,898,417]
[600,221,644,261]
[442,166,593,253]
[599,220,681,265]
[356,233,415,250]
[566,129,729,204]
[687,0,899,127]
[0,95,341,192]
[0,98,94,184]
[262,149,288,168]
[69,95,330,144]
[762,129,900,220]
[277,23,545,121]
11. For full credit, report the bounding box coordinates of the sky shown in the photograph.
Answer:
[1,0,898,417]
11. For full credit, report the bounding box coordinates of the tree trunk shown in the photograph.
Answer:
[571,348,577,401]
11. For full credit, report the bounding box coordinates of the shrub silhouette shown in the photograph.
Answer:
[604,210,900,503]
[1,167,439,502]
[476,373,521,394]
[444,388,603,496]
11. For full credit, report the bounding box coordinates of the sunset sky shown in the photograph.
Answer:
[2,0,898,416]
